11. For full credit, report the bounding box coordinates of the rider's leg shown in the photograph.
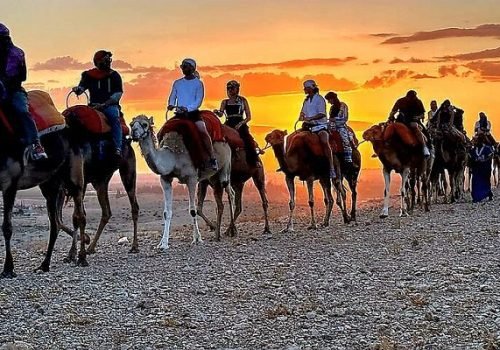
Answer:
[195,120,216,160]
[103,105,123,155]
[319,130,336,178]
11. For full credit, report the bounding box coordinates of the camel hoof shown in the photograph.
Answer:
[129,246,139,254]
[307,224,318,230]
[34,263,50,273]
[87,246,96,255]
[262,228,272,235]
[399,212,409,217]
[0,270,17,279]
[77,257,89,267]
[63,255,76,264]
[280,227,294,233]
[208,224,216,232]
[191,239,203,245]
[379,214,388,219]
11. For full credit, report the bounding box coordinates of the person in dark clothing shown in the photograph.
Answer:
[214,80,260,167]
[469,134,494,202]
[72,50,123,158]
[0,23,47,160]
[388,90,430,157]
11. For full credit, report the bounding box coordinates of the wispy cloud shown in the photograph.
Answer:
[463,60,500,81]
[381,24,500,44]
[362,70,415,89]
[411,73,438,79]
[389,57,437,64]
[438,65,460,77]
[32,56,89,71]
[437,47,500,61]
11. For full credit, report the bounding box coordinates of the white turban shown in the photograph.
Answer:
[181,58,197,69]
[303,80,317,89]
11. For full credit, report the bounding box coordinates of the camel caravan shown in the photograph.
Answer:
[1,23,498,277]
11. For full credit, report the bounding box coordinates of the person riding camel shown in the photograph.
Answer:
[72,50,123,160]
[388,90,431,157]
[300,80,336,179]
[0,23,47,160]
[214,80,260,167]
[474,112,496,145]
[427,100,438,128]
[436,99,454,130]
[167,58,218,171]
[325,91,356,169]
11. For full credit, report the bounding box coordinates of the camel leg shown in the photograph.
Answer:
[213,184,224,240]
[409,171,416,212]
[449,170,456,203]
[253,170,271,234]
[120,151,140,253]
[36,180,61,273]
[306,179,317,230]
[1,186,17,278]
[319,177,333,227]
[196,180,216,231]
[224,181,237,237]
[283,176,295,232]
[75,188,88,267]
[87,181,112,255]
[380,167,391,218]
[158,176,173,250]
[348,173,358,222]
[333,177,350,224]
[188,178,203,245]
[224,181,242,237]
[399,168,410,217]
[422,174,430,212]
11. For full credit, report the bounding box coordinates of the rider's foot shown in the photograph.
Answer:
[31,142,48,160]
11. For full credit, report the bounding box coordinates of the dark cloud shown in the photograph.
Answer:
[463,60,500,81]
[382,24,500,44]
[24,82,46,90]
[411,73,438,79]
[32,56,89,71]
[438,65,460,77]
[438,47,500,61]
[389,57,436,64]
[362,70,415,89]
[370,33,397,38]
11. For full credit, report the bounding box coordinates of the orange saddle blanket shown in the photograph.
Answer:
[62,105,130,136]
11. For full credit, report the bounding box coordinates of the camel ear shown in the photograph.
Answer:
[284,130,288,135]
[149,116,154,125]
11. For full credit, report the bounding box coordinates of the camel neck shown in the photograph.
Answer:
[139,134,174,175]
[271,143,289,172]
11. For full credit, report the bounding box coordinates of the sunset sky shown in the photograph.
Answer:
[3,0,500,171]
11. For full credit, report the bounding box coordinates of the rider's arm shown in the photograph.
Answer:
[242,97,251,124]
[215,99,226,117]
[167,80,178,111]
[186,79,204,112]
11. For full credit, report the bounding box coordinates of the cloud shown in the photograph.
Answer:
[411,73,438,79]
[32,56,90,71]
[362,69,415,89]
[382,24,500,44]
[370,33,397,38]
[112,59,133,69]
[47,79,59,83]
[24,82,46,90]
[438,47,500,61]
[463,61,500,81]
[438,64,459,77]
[372,59,382,64]
[389,57,436,64]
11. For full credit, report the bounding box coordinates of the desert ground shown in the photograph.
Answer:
[0,170,499,350]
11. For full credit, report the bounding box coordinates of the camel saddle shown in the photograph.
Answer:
[157,110,224,169]
[62,105,130,136]
[222,125,260,151]
[0,90,66,146]
[329,126,359,153]
[382,122,422,147]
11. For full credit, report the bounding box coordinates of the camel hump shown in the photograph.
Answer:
[27,90,66,136]
[329,127,358,153]
[62,105,129,136]
[383,122,418,147]
[286,130,324,157]
[222,125,245,149]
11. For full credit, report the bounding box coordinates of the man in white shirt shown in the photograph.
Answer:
[299,80,336,179]
[167,58,217,170]
[427,100,438,128]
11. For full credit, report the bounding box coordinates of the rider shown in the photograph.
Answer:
[427,100,438,128]
[474,112,496,145]
[436,99,455,129]
[325,91,355,167]
[167,58,218,171]
[388,90,430,157]
[300,80,336,179]
[0,23,47,160]
[214,80,260,167]
[72,50,123,159]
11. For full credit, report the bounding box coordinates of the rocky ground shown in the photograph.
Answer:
[0,187,499,350]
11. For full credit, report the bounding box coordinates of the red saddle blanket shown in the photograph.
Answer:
[62,105,130,136]
[329,126,358,153]
[157,110,224,168]
[0,90,66,139]
[383,122,419,147]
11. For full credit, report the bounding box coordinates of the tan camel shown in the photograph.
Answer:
[196,125,270,234]
[0,91,87,277]
[61,105,139,255]
[363,122,433,218]
[264,129,349,232]
[130,114,235,249]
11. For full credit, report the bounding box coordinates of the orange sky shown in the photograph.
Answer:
[3,0,500,172]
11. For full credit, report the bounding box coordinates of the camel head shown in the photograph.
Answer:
[264,129,287,147]
[362,124,384,142]
[130,115,155,142]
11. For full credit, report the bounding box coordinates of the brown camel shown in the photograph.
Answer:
[196,125,270,234]
[363,122,433,218]
[265,129,349,232]
[0,91,87,277]
[60,105,139,256]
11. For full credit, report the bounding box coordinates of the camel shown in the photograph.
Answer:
[60,105,139,255]
[130,114,235,249]
[264,129,349,232]
[0,91,87,277]
[196,125,270,235]
[362,122,433,218]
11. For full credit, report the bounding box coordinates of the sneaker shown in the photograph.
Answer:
[209,158,218,171]
[31,143,48,160]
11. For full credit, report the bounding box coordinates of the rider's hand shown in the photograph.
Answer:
[93,103,106,111]
[213,109,222,117]
[178,106,188,113]
[72,86,83,95]
[299,112,305,121]
[167,105,175,111]
[388,116,395,123]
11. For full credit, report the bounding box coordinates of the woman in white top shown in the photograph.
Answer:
[167,58,217,170]
[299,80,336,179]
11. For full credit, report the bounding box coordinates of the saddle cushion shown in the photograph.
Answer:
[27,90,66,136]
[62,105,129,136]
[383,122,419,147]
[157,110,224,169]
[329,126,358,153]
